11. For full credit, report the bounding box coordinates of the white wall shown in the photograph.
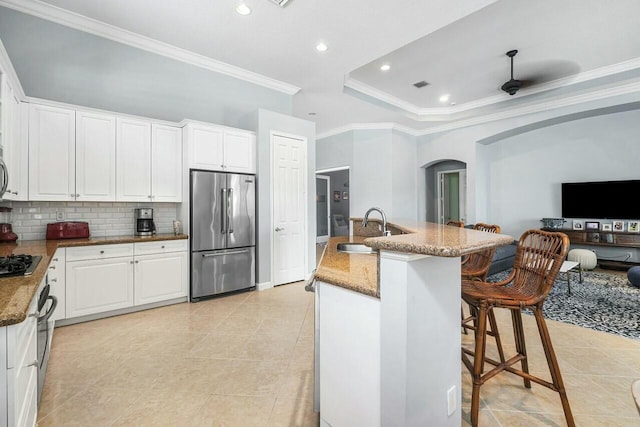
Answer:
[391,132,418,221]
[257,109,316,286]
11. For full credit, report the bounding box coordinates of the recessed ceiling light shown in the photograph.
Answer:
[380,64,391,71]
[235,3,251,15]
[439,94,450,103]
[316,42,328,52]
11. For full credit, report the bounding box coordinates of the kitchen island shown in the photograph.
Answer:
[314,219,512,427]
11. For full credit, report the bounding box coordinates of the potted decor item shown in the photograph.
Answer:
[540,218,566,230]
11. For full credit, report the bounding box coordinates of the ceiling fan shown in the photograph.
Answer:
[501,50,523,95]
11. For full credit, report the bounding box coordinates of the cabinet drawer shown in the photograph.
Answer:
[134,239,188,255]
[66,243,134,261]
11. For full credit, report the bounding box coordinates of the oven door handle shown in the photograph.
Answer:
[38,296,58,323]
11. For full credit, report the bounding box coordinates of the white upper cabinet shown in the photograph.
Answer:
[184,122,255,174]
[223,129,255,174]
[116,117,152,202]
[2,86,28,201]
[185,123,223,171]
[117,119,182,202]
[28,104,76,201]
[76,111,116,201]
[151,124,182,202]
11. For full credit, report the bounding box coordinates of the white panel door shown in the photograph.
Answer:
[66,257,134,318]
[186,123,224,170]
[28,104,76,201]
[224,129,255,174]
[116,118,151,202]
[272,134,306,286]
[151,124,182,202]
[76,111,116,201]
[134,251,188,305]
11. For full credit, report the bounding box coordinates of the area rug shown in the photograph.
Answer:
[486,270,640,340]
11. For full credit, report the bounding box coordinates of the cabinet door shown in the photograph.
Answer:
[28,104,76,201]
[48,248,67,322]
[134,251,188,305]
[151,124,182,202]
[223,129,255,174]
[66,256,134,318]
[3,92,28,200]
[186,123,224,170]
[76,111,116,201]
[116,118,152,202]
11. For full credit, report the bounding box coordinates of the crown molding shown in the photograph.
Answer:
[415,80,640,136]
[321,79,640,139]
[0,0,300,96]
[346,57,640,120]
[317,122,419,140]
[0,38,25,100]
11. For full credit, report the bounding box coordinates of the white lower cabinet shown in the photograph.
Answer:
[66,256,135,318]
[63,240,188,321]
[0,279,40,427]
[134,251,188,306]
[47,249,66,323]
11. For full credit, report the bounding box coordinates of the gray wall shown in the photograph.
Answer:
[257,109,316,285]
[424,160,466,223]
[0,7,291,130]
[316,129,418,221]
[323,169,350,236]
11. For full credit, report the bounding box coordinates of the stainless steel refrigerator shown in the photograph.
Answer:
[190,170,256,300]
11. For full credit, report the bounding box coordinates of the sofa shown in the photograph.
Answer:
[464,224,517,276]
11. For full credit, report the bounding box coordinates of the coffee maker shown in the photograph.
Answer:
[135,208,156,236]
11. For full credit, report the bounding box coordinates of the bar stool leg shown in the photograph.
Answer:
[532,307,575,427]
[470,301,489,427]
[511,309,531,388]
[487,308,506,363]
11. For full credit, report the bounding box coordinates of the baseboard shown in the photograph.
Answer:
[257,281,273,291]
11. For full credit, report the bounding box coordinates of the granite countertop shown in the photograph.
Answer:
[314,236,379,298]
[315,219,513,298]
[0,233,188,327]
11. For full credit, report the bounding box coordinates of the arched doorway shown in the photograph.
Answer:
[425,160,467,224]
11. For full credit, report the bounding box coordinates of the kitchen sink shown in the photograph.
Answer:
[336,243,377,254]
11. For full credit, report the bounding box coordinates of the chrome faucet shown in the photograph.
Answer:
[362,207,391,237]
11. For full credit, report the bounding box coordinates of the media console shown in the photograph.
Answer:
[542,228,640,270]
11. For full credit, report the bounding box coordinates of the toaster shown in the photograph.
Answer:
[46,221,90,240]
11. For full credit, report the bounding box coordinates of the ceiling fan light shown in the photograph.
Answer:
[501,79,521,95]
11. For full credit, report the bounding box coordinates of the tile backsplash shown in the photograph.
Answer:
[0,201,180,241]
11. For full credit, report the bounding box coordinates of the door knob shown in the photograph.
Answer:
[275,227,284,232]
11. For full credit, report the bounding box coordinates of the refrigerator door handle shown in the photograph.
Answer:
[202,249,249,257]
[227,188,234,234]
[221,188,227,233]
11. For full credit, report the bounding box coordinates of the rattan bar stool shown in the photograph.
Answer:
[460,223,501,338]
[446,220,465,228]
[461,229,574,427]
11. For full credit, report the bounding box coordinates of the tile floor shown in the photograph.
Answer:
[39,275,640,426]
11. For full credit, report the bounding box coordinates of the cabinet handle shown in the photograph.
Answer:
[135,260,139,264]
[53,258,59,262]
[27,360,38,368]
[161,245,165,249]
[49,265,56,270]
[100,250,105,254]
[28,313,38,318]
[50,278,57,283]
[148,195,152,199]
[130,261,134,264]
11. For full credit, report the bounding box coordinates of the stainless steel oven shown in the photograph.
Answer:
[37,277,57,403]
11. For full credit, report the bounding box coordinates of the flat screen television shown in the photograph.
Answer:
[561,180,640,219]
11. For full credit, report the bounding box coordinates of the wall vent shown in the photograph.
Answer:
[413,81,429,88]
[269,0,291,7]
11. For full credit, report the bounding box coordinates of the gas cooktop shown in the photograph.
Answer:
[0,254,42,278]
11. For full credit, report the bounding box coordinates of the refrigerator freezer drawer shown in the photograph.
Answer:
[191,247,255,300]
